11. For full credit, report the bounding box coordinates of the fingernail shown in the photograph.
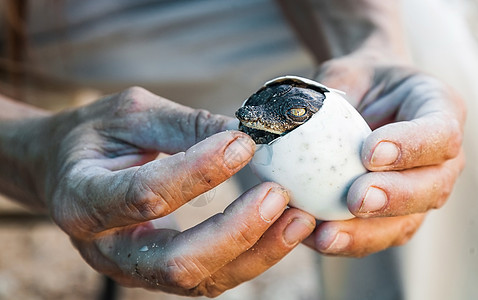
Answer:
[371,141,399,166]
[283,218,315,245]
[360,186,388,213]
[224,136,254,169]
[317,230,351,252]
[260,188,288,222]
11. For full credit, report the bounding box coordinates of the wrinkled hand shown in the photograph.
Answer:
[304,56,466,257]
[39,87,315,296]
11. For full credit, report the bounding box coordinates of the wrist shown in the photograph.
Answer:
[0,114,52,210]
[322,0,410,62]
[0,94,78,211]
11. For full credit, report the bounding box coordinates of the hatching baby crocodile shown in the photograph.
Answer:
[235,78,327,144]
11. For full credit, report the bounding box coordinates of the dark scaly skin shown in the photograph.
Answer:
[235,79,327,144]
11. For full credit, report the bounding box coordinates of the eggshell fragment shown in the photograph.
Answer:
[248,76,371,220]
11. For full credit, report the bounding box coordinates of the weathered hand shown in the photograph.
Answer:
[33,87,315,295]
[303,57,466,257]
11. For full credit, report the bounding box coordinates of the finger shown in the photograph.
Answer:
[99,87,234,154]
[362,118,463,171]
[190,208,315,297]
[347,149,464,218]
[361,77,466,171]
[303,214,426,257]
[93,182,290,293]
[61,131,255,236]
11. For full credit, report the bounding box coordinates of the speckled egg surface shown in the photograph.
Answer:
[248,76,371,220]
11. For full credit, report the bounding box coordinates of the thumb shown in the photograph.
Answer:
[104,87,236,154]
[151,102,236,154]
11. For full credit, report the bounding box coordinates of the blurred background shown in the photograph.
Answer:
[0,0,477,299]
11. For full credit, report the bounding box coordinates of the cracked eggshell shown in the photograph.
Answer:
[248,76,371,220]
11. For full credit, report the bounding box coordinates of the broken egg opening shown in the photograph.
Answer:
[245,76,372,220]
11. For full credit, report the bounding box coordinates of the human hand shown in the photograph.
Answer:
[28,87,315,295]
[303,56,466,257]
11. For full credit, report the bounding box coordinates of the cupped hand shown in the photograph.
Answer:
[38,87,315,295]
[304,56,466,257]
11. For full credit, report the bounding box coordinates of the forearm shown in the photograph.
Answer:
[316,0,408,59]
[279,0,409,62]
[0,94,52,210]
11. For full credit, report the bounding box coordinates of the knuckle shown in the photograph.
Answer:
[432,183,452,210]
[444,119,463,159]
[125,171,171,220]
[189,108,222,142]
[191,108,212,124]
[394,216,421,246]
[431,163,459,210]
[125,187,155,220]
[228,222,259,249]
[160,256,205,290]
[116,86,153,114]
[121,86,150,99]
[192,277,228,298]
[457,150,466,173]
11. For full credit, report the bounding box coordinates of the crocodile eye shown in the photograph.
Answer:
[288,108,307,118]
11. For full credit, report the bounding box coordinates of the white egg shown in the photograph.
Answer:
[247,76,371,220]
